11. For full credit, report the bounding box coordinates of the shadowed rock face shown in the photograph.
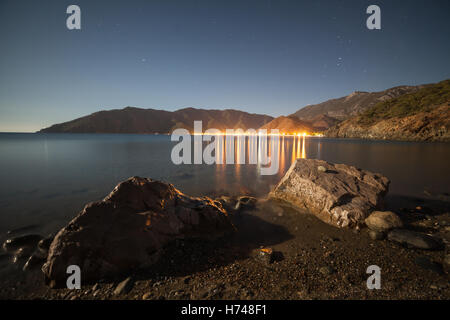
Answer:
[42,177,234,287]
[270,159,390,228]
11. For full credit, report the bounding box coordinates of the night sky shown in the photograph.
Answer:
[0,0,449,132]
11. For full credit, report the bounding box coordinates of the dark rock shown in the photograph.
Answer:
[42,177,235,286]
[23,254,46,271]
[414,256,444,274]
[183,276,191,284]
[387,229,441,250]
[2,234,43,252]
[270,159,389,228]
[235,196,257,211]
[37,236,54,255]
[216,196,237,212]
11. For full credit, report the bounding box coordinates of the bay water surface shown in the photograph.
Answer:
[0,133,449,236]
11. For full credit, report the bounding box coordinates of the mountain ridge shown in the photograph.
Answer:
[39,80,449,140]
[292,84,427,124]
[39,107,274,134]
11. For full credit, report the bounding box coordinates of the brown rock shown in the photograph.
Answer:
[365,211,403,232]
[270,159,389,228]
[42,177,234,287]
[142,292,152,300]
[257,247,274,264]
[114,277,134,296]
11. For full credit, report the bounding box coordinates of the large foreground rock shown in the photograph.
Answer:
[270,159,389,228]
[42,177,234,287]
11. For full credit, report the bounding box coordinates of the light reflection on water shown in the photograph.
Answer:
[0,133,449,234]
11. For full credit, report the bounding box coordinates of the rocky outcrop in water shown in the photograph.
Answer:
[269,159,390,228]
[42,177,234,287]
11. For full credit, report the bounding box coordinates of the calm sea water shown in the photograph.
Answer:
[0,133,449,235]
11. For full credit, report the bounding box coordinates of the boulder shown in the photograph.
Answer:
[387,229,441,250]
[42,177,234,287]
[270,159,389,228]
[365,211,403,232]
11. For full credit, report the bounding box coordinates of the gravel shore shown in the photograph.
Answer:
[1,194,449,300]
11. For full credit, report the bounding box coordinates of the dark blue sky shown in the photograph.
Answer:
[1,0,449,132]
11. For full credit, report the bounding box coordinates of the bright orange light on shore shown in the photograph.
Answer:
[189,131,315,136]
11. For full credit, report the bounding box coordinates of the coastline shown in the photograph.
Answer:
[1,165,449,300]
[1,193,449,300]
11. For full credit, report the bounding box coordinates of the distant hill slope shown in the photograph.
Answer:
[326,80,450,142]
[292,84,425,124]
[39,107,274,134]
[308,114,340,132]
[260,116,314,134]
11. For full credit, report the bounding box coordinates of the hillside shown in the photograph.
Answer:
[308,114,340,132]
[326,80,450,142]
[292,85,425,124]
[39,107,274,134]
[259,116,314,134]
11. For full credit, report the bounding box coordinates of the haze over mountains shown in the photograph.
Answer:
[39,80,449,141]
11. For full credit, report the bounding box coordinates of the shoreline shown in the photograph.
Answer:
[1,192,449,300]
[1,132,449,144]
